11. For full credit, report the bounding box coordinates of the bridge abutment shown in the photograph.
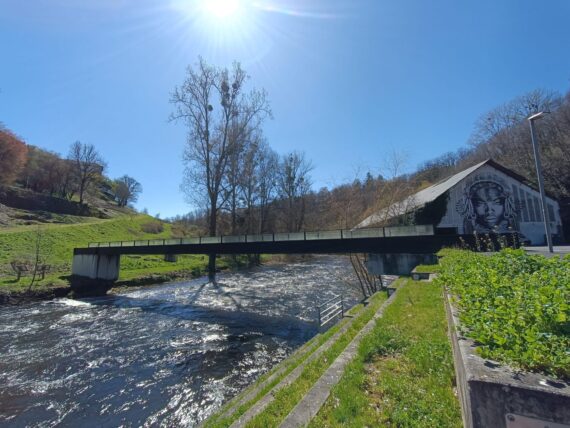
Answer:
[71,254,120,296]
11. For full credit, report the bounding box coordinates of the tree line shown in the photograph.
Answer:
[0,128,142,209]
[171,59,570,253]
[170,58,318,279]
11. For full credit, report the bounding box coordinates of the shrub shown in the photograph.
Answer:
[140,221,164,234]
[436,249,569,379]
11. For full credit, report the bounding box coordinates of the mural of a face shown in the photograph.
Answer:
[471,185,506,229]
[456,180,518,234]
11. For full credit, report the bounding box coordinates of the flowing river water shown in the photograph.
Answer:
[0,255,364,427]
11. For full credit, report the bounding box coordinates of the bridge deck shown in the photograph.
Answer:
[73,225,480,256]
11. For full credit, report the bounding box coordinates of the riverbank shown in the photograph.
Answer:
[0,253,303,304]
[0,257,247,304]
[203,278,462,427]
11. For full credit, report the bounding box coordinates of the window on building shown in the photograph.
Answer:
[533,196,542,221]
[548,204,556,222]
[527,193,536,222]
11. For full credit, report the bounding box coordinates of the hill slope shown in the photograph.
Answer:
[0,215,212,293]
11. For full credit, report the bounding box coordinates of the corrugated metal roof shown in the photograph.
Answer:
[356,160,489,228]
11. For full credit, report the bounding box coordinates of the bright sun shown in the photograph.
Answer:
[203,0,241,19]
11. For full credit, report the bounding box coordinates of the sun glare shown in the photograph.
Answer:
[203,0,240,19]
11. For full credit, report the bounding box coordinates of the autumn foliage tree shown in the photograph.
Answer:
[19,146,75,198]
[0,125,28,185]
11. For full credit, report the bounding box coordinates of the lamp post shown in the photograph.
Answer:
[527,112,553,253]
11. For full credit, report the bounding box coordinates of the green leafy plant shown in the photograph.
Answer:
[436,249,569,379]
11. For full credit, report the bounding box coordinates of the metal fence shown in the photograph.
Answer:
[316,294,344,328]
[87,225,434,248]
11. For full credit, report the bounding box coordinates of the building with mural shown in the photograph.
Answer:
[357,159,563,245]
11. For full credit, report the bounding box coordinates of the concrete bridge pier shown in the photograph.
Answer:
[366,253,437,276]
[71,253,120,296]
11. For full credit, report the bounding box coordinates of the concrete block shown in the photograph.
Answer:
[445,293,570,428]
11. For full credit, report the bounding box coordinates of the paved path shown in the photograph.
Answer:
[523,245,570,258]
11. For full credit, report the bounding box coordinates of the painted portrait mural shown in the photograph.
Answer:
[456,177,519,234]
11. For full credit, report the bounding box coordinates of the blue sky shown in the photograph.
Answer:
[1,0,569,217]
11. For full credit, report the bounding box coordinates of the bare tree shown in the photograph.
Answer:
[235,138,279,235]
[357,151,416,227]
[277,151,313,232]
[170,58,271,280]
[349,253,381,299]
[114,175,142,207]
[68,141,106,204]
[255,143,279,233]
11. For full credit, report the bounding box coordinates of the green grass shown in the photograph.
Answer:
[0,215,210,292]
[0,215,107,232]
[414,263,442,273]
[309,279,461,428]
[436,248,570,379]
[204,296,379,428]
[238,289,390,428]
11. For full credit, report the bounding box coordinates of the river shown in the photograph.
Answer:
[0,255,363,427]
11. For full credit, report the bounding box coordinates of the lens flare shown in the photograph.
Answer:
[203,0,240,19]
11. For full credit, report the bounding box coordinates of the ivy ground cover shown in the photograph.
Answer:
[436,249,569,379]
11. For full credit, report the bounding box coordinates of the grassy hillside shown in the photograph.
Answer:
[0,215,214,292]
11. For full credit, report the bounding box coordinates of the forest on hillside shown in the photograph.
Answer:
[2,84,569,241]
[0,131,142,217]
[170,87,570,241]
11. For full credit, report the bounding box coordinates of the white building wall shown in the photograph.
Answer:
[437,164,561,245]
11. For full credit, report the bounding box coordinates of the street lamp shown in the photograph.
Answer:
[527,111,553,253]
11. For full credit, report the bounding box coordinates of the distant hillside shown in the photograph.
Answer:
[0,185,135,228]
[0,214,216,295]
[0,126,143,228]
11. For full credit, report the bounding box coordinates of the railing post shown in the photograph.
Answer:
[340,229,344,239]
[199,236,202,244]
[163,239,165,245]
[245,234,247,243]
[272,233,275,242]
[180,238,182,245]
[221,235,223,243]
[147,240,150,246]
[382,227,386,238]
[304,230,306,240]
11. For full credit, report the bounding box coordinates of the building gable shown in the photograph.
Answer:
[357,159,562,245]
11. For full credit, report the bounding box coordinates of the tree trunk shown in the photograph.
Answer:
[79,181,85,204]
[208,202,217,282]
[208,254,216,282]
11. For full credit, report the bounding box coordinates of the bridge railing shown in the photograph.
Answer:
[86,224,434,248]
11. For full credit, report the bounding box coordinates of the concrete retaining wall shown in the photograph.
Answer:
[444,293,570,428]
